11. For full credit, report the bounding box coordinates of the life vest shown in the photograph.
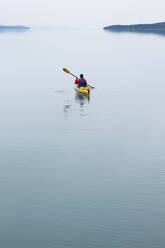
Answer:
[78,78,86,87]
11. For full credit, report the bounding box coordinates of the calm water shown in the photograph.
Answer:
[0,28,165,248]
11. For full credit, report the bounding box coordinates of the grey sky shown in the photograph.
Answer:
[1,0,165,27]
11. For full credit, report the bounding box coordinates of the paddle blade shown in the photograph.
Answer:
[63,68,70,74]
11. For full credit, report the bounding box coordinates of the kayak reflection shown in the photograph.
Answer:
[75,92,90,107]
[63,92,90,118]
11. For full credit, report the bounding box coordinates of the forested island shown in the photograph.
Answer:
[104,22,165,35]
[0,25,30,31]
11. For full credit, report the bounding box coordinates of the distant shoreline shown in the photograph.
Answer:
[103,22,165,34]
[0,25,30,30]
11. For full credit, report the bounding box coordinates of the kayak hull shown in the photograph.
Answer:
[74,84,90,96]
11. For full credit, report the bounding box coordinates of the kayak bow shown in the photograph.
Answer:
[74,84,90,96]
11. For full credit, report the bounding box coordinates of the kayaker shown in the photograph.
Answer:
[75,74,87,88]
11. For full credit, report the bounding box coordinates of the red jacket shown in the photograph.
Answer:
[75,79,79,84]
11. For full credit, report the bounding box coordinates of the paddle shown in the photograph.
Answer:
[63,68,95,89]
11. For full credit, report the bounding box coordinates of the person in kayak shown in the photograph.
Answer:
[75,74,87,87]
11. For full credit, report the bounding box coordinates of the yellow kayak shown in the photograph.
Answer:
[74,84,90,96]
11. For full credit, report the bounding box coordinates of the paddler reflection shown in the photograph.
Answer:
[75,92,90,107]
[63,92,90,118]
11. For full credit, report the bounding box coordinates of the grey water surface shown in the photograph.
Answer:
[0,28,165,248]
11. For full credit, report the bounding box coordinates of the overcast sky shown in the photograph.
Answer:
[1,0,165,27]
